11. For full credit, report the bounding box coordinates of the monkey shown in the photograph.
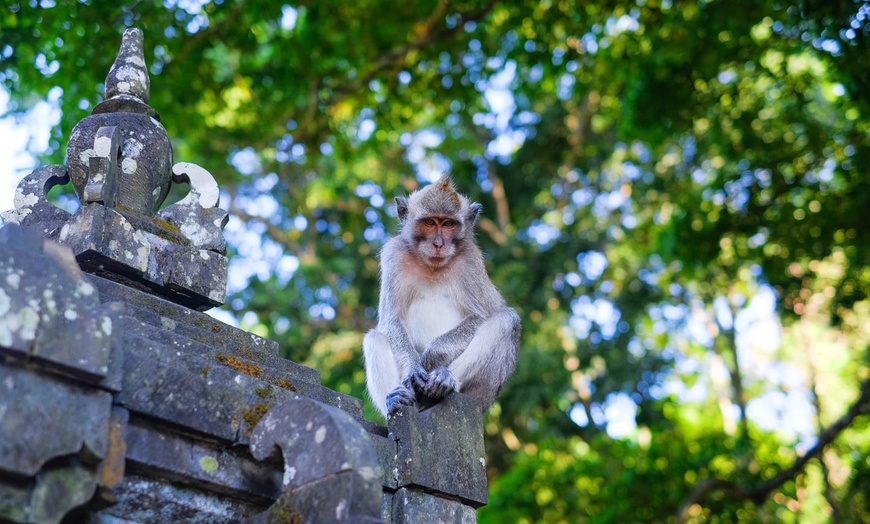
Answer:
[363,175,520,418]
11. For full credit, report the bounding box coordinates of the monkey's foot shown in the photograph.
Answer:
[386,384,416,415]
[422,367,458,400]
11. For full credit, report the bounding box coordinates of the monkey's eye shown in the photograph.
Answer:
[442,219,456,228]
[423,218,437,227]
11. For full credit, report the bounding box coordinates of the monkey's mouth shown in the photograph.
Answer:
[425,253,450,266]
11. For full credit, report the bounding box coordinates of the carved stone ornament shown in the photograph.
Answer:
[247,397,386,523]
[0,28,228,310]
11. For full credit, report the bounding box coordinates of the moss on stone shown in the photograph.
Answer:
[254,385,275,399]
[277,378,297,392]
[242,403,270,435]
[272,503,304,524]
[215,354,261,378]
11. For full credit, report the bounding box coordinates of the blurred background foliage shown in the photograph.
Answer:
[2,0,870,522]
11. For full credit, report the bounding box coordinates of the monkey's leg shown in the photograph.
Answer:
[447,308,520,409]
[363,330,415,417]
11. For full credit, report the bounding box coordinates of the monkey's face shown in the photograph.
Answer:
[411,215,462,268]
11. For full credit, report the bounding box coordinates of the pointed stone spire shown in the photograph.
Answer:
[91,28,158,119]
[105,28,150,104]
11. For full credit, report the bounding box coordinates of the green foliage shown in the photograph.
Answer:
[3,0,870,521]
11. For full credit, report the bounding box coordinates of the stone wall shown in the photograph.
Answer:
[0,28,488,524]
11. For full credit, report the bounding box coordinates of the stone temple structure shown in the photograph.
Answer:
[0,29,487,523]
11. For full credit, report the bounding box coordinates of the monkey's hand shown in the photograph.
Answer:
[386,384,416,415]
[403,367,429,397]
[422,367,458,400]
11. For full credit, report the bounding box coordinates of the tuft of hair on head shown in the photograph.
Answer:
[403,175,480,223]
[426,175,462,209]
[415,175,463,211]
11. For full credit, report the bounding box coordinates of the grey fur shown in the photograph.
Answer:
[363,176,520,417]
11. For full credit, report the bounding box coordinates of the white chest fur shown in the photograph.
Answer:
[404,284,463,352]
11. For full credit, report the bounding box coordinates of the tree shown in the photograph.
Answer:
[3,1,869,521]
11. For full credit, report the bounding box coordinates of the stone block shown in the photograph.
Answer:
[115,342,246,441]
[114,314,321,407]
[389,393,488,507]
[125,416,281,504]
[0,224,114,382]
[161,246,228,307]
[58,203,152,275]
[30,459,100,524]
[58,203,228,311]
[91,474,264,524]
[114,332,315,446]
[390,488,477,524]
[249,471,385,524]
[90,275,321,385]
[0,363,113,478]
[370,433,398,490]
[249,398,381,490]
[0,478,29,523]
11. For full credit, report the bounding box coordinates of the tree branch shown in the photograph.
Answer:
[487,168,512,233]
[677,377,870,522]
[801,304,844,521]
[478,216,508,245]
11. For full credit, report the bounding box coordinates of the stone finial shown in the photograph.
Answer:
[105,28,150,104]
[2,28,228,310]
[66,27,171,216]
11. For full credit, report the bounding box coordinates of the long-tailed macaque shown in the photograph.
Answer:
[363,176,520,417]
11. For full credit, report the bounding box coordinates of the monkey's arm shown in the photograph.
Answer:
[376,250,430,409]
[421,314,485,371]
[382,317,426,380]
[373,309,430,413]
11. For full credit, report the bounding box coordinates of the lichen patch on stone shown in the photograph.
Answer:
[121,157,138,175]
[283,465,296,486]
[94,135,113,157]
[13,188,40,210]
[101,316,113,336]
[78,148,96,165]
[198,455,219,475]
[314,426,326,444]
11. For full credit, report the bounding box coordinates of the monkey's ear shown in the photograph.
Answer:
[467,202,483,226]
[395,197,410,222]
